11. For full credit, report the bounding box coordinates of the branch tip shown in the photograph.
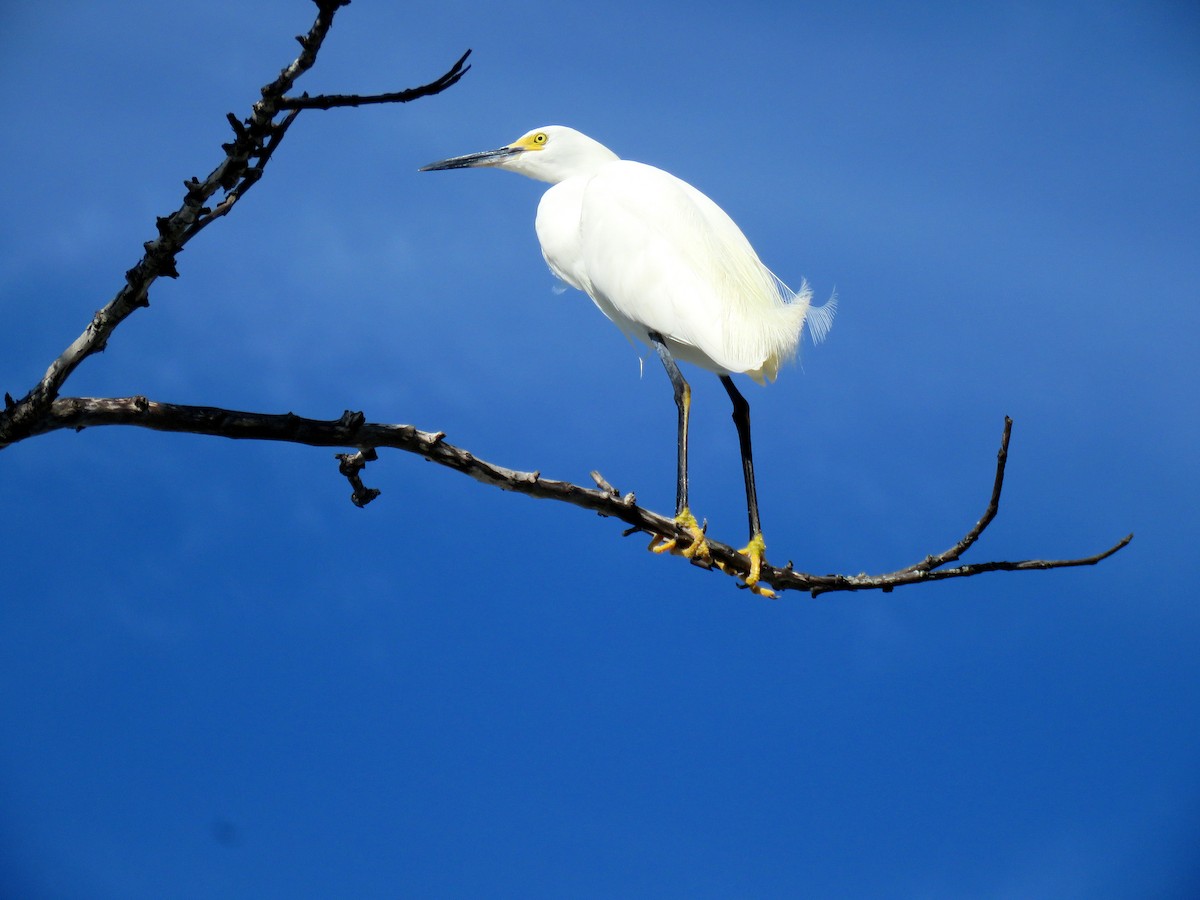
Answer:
[590,470,619,497]
[275,47,473,112]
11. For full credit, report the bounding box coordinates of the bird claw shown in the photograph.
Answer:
[649,509,711,563]
[738,533,775,598]
[650,518,775,597]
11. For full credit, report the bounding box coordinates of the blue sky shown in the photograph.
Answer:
[1,1,1198,896]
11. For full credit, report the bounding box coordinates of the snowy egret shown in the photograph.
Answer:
[421,126,834,593]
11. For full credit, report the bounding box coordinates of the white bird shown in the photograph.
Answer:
[421,126,834,594]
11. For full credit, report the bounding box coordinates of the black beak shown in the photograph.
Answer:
[419,146,523,171]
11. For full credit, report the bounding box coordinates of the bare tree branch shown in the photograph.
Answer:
[0,1,1131,601]
[0,0,468,449]
[29,396,1133,598]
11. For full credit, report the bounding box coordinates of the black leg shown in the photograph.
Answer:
[720,374,761,539]
[650,332,690,517]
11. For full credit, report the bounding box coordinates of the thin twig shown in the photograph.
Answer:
[276,50,472,110]
[900,416,1011,574]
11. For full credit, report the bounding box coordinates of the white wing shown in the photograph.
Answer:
[535,159,822,380]
[582,161,811,378]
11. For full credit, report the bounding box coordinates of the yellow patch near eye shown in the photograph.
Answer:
[512,131,549,151]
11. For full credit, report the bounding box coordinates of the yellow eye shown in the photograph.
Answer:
[533,132,548,145]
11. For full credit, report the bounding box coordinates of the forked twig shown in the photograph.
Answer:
[0,0,469,450]
[29,397,1133,598]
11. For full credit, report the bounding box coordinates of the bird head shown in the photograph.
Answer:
[420,125,619,184]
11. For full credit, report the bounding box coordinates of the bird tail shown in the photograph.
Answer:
[749,277,836,384]
[804,287,837,345]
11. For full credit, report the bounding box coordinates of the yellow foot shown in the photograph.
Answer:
[648,508,712,563]
[738,533,776,598]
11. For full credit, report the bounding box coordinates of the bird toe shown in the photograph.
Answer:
[649,509,711,563]
[739,533,776,598]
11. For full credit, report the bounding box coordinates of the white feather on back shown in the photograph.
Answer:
[428,125,832,381]
[531,145,831,383]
